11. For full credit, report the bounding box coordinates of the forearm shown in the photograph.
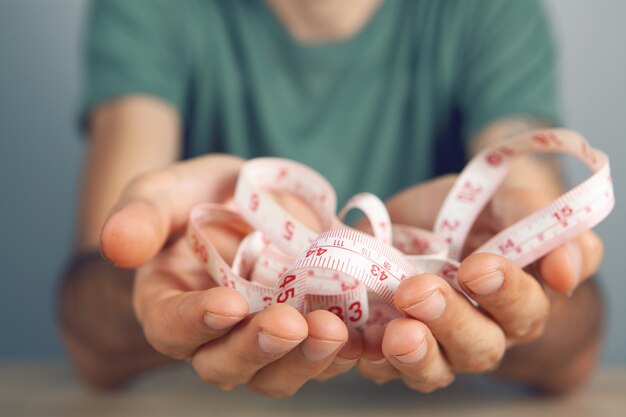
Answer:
[58,252,173,390]
[495,279,604,394]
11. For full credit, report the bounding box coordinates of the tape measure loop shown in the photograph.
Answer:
[187,129,613,326]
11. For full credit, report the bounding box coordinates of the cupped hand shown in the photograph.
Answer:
[100,154,362,397]
[357,175,604,392]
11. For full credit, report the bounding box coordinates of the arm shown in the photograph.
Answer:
[60,96,361,395]
[361,117,604,396]
[452,1,604,391]
[472,117,605,394]
[58,96,181,389]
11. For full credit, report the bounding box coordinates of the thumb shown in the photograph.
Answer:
[101,154,244,268]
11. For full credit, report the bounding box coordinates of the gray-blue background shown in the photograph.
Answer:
[1,0,624,364]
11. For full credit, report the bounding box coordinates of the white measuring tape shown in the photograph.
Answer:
[187,129,614,327]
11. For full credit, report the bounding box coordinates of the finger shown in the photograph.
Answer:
[356,324,399,385]
[394,273,506,372]
[140,287,248,360]
[457,253,550,344]
[248,310,348,398]
[101,155,243,268]
[382,318,454,393]
[190,303,307,390]
[538,231,604,294]
[314,326,363,381]
[136,281,249,359]
[132,239,249,359]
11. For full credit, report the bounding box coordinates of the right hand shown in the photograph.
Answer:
[100,154,362,397]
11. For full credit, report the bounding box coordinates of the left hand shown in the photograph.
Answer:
[356,174,604,392]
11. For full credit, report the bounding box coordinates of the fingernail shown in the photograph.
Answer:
[98,246,111,263]
[333,356,359,366]
[565,242,582,288]
[203,312,243,330]
[365,357,388,366]
[301,338,344,361]
[258,331,303,354]
[394,335,428,364]
[465,270,504,295]
[403,290,446,321]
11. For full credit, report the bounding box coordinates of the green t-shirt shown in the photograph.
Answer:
[82,0,559,206]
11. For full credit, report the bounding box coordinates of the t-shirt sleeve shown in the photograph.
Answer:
[79,0,187,129]
[457,0,561,143]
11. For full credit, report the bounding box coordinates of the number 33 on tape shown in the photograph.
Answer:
[187,129,614,327]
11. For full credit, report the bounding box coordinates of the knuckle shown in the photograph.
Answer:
[248,383,296,399]
[406,381,437,393]
[194,363,240,387]
[312,369,337,383]
[507,316,546,342]
[126,170,171,195]
[142,319,170,355]
[143,332,183,359]
[217,383,237,392]
[523,320,547,343]
[356,363,393,385]
[507,297,549,341]
[370,376,393,386]
[459,335,506,373]
[313,372,332,382]
[196,371,222,386]
[141,303,183,358]
[406,373,455,393]
[511,316,547,344]
[585,232,604,257]
[314,358,358,382]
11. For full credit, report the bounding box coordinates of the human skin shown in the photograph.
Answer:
[59,96,604,396]
[58,0,604,397]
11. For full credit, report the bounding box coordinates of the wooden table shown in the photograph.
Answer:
[1,361,625,417]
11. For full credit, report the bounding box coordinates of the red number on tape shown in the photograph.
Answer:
[306,247,327,257]
[498,239,520,255]
[553,205,574,226]
[250,192,259,212]
[283,220,294,241]
[371,264,388,281]
[533,132,562,147]
[276,288,295,303]
[328,306,344,321]
[279,274,296,289]
[348,301,362,322]
[192,234,208,263]
[441,219,460,231]
[411,238,430,253]
[456,181,482,203]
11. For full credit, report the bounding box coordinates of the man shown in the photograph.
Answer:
[59,0,605,397]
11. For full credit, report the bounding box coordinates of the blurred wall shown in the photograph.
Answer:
[0,0,624,364]
[0,0,85,357]
[544,0,626,364]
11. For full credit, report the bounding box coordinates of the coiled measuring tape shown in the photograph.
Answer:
[187,129,614,327]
